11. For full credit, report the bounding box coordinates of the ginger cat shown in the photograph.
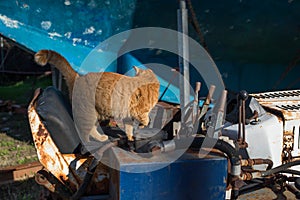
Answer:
[34,50,160,142]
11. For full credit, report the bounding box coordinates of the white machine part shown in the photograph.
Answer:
[222,89,300,170]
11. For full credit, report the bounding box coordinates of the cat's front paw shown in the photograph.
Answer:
[127,134,134,142]
[96,134,109,142]
[90,127,109,142]
[125,124,134,142]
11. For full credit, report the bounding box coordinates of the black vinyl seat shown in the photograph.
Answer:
[35,86,81,154]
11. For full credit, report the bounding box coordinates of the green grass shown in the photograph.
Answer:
[0,133,38,167]
[0,75,52,104]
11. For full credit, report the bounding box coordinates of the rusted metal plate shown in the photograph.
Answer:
[0,161,43,185]
[252,90,300,121]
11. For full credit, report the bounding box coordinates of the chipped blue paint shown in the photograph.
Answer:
[0,0,136,71]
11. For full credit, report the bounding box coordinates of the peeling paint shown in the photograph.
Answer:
[83,26,95,35]
[41,21,52,30]
[0,14,22,28]
[72,38,82,46]
[48,32,62,39]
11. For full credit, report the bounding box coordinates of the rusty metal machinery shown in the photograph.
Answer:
[27,85,300,199]
[223,89,300,198]
[251,90,300,164]
[28,86,231,199]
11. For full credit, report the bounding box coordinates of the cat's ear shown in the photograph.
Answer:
[133,66,141,75]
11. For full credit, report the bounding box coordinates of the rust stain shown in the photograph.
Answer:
[86,162,110,195]
[37,124,47,136]
[283,130,294,136]
[55,152,64,170]
[35,172,55,192]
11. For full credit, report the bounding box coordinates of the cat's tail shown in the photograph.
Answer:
[34,50,79,98]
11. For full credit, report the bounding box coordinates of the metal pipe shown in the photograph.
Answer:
[242,100,246,143]
[238,99,242,142]
[241,158,273,170]
[150,136,242,197]
[177,0,190,124]
[71,158,98,200]
[281,169,300,176]
[262,160,300,177]
[237,90,249,148]
[172,136,241,176]
[240,171,262,181]
[158,68,178,101]
[238,182,264,196]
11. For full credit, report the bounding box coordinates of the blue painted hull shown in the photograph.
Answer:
[1,1,300,94]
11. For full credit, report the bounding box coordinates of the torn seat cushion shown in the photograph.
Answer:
[35,86,81,154]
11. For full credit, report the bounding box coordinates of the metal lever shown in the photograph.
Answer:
[192,82,201,123]
[181,82,201,136]
[206,90,227,138]
[238,90,249,148]
[197,85,215,120]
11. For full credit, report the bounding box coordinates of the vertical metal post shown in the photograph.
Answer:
[0,37,4,69]
[177,0,190,124]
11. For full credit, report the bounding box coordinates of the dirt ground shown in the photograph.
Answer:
[0,178,50,200]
